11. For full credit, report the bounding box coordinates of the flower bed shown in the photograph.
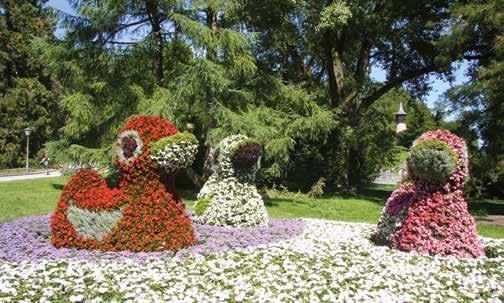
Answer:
[0,215,304,262]
[1,217,503,302]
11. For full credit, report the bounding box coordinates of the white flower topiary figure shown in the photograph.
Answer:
[194,135,268,227]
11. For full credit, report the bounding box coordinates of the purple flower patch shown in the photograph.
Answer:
[0,215,305,263]
[121,136,138,159]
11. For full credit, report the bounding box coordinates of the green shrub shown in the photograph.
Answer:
[103,163,121,187]
[307,177,326,198]
[484,245,502,258]
[407,140,457,182]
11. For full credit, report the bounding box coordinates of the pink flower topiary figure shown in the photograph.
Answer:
[373,130,485,258]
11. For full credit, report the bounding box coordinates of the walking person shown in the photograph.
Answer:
[40,152,50,175]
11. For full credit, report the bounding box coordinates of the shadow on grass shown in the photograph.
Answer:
[265,198,309,207]
[178,189,198,201]
[355,185,394,204]
[469,200,504,216]
[263,184,395,208]
[52,183,64,190]
[328,184,395,206]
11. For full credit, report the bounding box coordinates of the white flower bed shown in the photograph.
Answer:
[1,220,503,303]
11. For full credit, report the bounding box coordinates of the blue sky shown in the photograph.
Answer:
[47,0,469,114]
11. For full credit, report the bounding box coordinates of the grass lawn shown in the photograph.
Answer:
[1,177,503,238]
[0,177,68,222]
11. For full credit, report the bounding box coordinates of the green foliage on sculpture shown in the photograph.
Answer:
[150,132,198,173]
[67,205,124,241]
[407,140,458,182]
[194,198,211,216]
[194,135,268,227]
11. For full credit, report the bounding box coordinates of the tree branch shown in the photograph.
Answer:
[102,18,150,45]
[357,51,492,114]
[324,35,339,107]
[359,63,438,112]
[355,39,372,83]
[106,40,139,45]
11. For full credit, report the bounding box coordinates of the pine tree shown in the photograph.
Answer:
[0,0,63,168]
[46,0,334,186]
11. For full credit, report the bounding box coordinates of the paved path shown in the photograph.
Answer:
[476,215,504,227]
[0,171,61,182]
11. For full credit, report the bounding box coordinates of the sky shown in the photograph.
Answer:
[47,0,469,116]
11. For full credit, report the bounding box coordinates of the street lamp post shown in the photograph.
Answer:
[24,127,31,173]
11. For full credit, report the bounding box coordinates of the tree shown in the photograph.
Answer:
[47,0,334,187]
[443,0,503,198]
[0,0,63,168]
[238,0,491,189]
[62,0,185,84]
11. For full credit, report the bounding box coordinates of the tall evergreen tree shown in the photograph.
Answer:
[0,0,63,168]
[47,0,334,186]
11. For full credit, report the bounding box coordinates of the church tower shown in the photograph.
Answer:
[395,102,407,134]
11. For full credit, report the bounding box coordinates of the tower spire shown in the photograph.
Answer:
[396,102,407,134]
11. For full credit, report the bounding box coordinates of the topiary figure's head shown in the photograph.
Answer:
[407,140,458,182]
[230,139,262,170]
[212,135,262,181]
[115,116,198,173]
[407,130,469,188]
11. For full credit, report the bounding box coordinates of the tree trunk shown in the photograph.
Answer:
[200,8,219,182]
[184,8,220,189]
[324,38,339,107]
[205,8,218,60]
[345,144,352,192]
[152,23,164,83]
[184,142,218,188]
[147,2,164,84]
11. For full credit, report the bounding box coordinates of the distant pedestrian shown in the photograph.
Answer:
[40,152,50,175]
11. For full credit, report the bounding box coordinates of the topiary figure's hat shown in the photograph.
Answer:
[116,116,198,175]
[210,135,262,180]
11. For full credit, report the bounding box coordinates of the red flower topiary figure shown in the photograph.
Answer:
[51,116,198,252]
[373,130,485,258]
